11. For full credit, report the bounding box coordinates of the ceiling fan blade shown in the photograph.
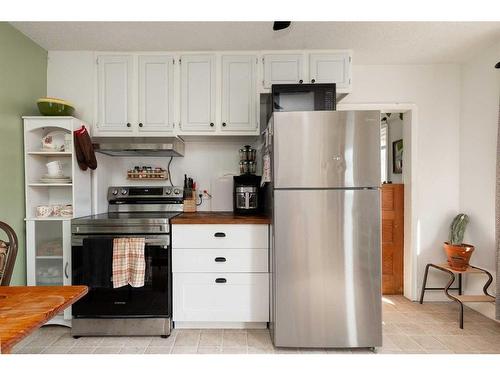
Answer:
[273,21,291,31]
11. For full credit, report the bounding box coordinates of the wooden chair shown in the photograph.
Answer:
[0,221,18,286]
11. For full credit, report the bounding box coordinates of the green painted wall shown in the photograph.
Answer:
[0,22,47,285]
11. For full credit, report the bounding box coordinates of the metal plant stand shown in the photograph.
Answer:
[419,263,495,329]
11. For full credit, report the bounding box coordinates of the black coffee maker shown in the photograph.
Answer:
[233,145,261,215]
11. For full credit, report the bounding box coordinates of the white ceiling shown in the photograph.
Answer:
[10,21,500,64]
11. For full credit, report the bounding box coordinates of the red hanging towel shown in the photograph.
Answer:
[73,125,97,170]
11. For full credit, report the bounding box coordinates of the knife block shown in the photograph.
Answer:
[183,190,197,212]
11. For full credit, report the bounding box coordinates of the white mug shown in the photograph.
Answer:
[46,161,63,177]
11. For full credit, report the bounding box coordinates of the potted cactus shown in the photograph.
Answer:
[443,213,474,271]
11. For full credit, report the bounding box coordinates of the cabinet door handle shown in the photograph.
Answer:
[215,278,227,284]
[214,232,226,238]
[214,257,226,262]
[64,262,69,279]
[222,122,226,127]
[210,122,214,127]
[299,79,303,84]
[139,123,143,128]
[126,123,131,127]
[311,79,316,83]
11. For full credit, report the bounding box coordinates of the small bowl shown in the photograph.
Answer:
[37,97,75,116]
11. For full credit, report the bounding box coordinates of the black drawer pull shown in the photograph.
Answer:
[214,257,226,262]
[215,278,227,284]
[214,232,226,238]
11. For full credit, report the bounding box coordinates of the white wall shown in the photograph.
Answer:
[459,42,500,312]
[343,64,462,299]
[47,51,95,124]
[47,52,463,300]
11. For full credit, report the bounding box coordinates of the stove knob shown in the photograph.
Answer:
[121,189,128,195]
[165,188,172,195]
[112,189,119,195]
[173,188,181,195]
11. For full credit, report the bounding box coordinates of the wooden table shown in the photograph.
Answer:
[0,286,88,354]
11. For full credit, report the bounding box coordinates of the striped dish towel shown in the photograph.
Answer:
[112,238,146,288]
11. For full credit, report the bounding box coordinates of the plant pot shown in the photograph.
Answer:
[443,242,475,271]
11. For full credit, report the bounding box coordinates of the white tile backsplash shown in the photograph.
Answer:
[92,140,254,213]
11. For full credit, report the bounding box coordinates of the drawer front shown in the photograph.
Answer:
[173,249,268,273]
[172,224,268,249]
[173,273,269,322]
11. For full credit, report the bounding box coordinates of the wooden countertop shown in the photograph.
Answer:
[0,285,88,354]
[171,211,271,224]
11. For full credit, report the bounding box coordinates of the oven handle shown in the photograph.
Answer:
[71,236,169,248]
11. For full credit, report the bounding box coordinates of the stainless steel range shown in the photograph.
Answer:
[70,186,183,337]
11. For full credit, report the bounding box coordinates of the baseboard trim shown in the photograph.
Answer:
[174,321,268,329]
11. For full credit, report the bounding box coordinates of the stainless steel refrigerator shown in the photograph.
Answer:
[269,110,382,348]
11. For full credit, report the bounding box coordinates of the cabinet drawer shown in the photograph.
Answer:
[173,273,269,322]
[173,248,268,273]
[172,224,268,249]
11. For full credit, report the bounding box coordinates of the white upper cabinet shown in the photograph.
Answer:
[309,52,352,90]
[263,54,304,88]
[138,55,174,132]
[97,55,133,132]
[92,50,352,136]
[180,54,216,132]
[221,55,257,132]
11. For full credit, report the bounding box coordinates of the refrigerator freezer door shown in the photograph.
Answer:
[273,111,381,189]
[272,189,381,348]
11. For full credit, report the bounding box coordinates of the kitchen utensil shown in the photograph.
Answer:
[239,160,256,174]
[36,205,53,218]
[239,161,249,174]
[37,97,75,116]
[239,145,256,162]
[248,161,257,174]
[42,131,67,152]
[46,160,64,177]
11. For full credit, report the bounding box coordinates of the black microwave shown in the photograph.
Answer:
[271,83,336,112]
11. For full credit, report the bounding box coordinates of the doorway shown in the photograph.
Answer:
[380,113,405,294]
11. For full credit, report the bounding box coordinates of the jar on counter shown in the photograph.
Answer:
[239,160,256,174]
[239,145,256,162]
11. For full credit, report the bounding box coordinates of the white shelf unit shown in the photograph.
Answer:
[24,116,92,326]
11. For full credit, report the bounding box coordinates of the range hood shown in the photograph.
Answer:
[92,136,185,157]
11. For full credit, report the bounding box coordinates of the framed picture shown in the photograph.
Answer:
[392,139,403,174]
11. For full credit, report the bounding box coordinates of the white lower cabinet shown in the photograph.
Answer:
[173,273,269,322]
[172,224,268,249]
[172,223,270,327]
[173,248,268,273]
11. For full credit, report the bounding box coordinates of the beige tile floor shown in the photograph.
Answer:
[11,295,500,354]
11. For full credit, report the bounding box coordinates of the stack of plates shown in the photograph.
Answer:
[39,174,72,184]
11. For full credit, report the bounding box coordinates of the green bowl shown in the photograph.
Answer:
[37,97,75,116]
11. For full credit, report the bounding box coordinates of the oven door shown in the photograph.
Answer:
[71,235,171,318]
